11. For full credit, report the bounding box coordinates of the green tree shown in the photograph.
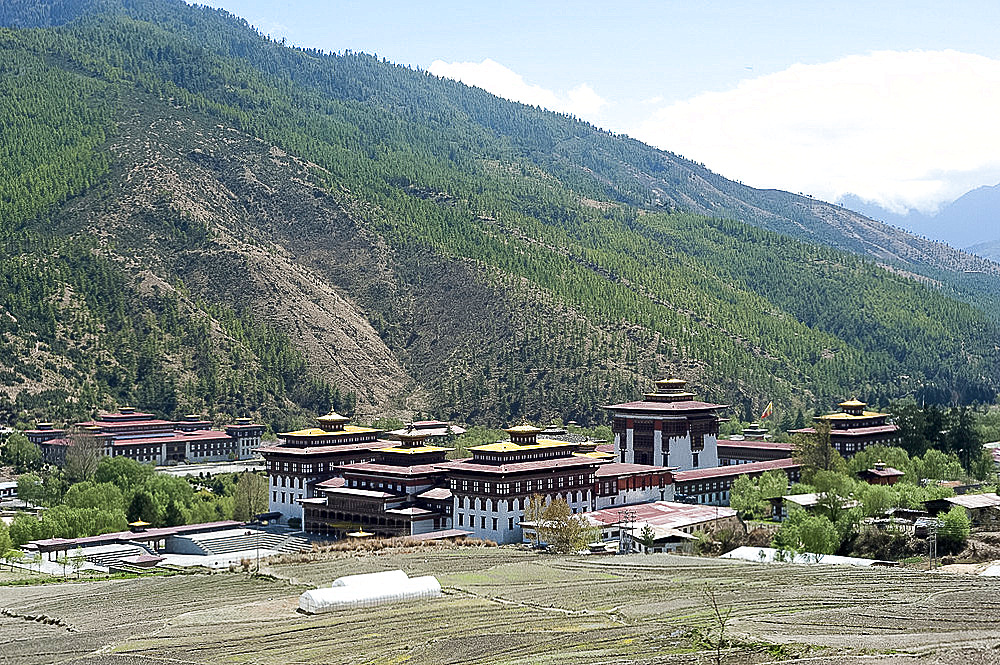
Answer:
[797,514,840,561]
[938,505,971,552]
[729,474,764,519]
[232,472,268,522]
[9,513,40,546]
[638,523,656,551]
[793,421,847,478]
[524,493,545,546]
[70,547,85,577]
[128,490,157,524]
[0,521,12,556]
[163,498,186,527]
[539,497,592,554]
[64,427,103,482]
[1,432,42,472]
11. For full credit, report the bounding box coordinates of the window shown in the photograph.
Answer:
[272,491,277,502]
[508,517,514,530]
[281,491,286,503]
[458,513,464,526]
[492,517,498,530]
[481,516,486,529]
[693,453,700,467]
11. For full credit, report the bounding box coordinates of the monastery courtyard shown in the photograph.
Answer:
[4,547,1000,665]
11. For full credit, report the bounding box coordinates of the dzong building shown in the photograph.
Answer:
[790,399,900,458]
[604,378,726,470]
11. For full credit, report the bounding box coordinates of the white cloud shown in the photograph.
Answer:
[631,50,1000,214]
[428,58,608,119]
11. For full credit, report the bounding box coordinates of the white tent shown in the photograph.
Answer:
[298,570,442,614]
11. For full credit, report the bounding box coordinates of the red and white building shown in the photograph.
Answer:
[259,412,386,523]
[673,458,801,506]
[605,378,726,470]
[24,408,263,467]
[301,430,454,537]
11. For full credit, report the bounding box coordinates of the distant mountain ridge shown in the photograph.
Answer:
[840,184,1000,260]
[1,0,1000,429]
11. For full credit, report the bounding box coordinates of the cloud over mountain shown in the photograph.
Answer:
[428,58,607,119]
[631,50,1000,214]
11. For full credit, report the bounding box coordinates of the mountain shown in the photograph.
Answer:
[840,185,1000,258]
[2,0,1000,431]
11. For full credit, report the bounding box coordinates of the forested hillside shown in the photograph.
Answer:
[1,0,999,430]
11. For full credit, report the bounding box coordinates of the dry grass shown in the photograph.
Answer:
[4,547,1000,664]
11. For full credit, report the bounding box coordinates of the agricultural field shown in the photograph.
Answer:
[3,547,1000,664]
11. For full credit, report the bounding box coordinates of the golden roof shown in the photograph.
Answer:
[505,424,543,434]
[377,445,450,455]
[472,439,573,453]
[656,378,688,388]
[839,398,867,408]
[317,411,350,424]
[575,451,616,460]
[819,411,887,421]
[281,424,378,437]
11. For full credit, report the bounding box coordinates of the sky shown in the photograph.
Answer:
[199,1,1000,214]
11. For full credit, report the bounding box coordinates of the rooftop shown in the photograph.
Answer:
[604,399,728,413]
[790,424,899,437]
[862,466,905,478]
[437,456,600,476]
[257,441,386,455]
[717,439,794,451]
[416,487,453,501]
[583,500,737,531]
[941,493,1000,510]
[279,424,380,438]
[318,486,397,500]
[471,438,575,453]
[377,445,450,455]
[674,458,799,482]
[341,462,446,476]
[595,462,674,478]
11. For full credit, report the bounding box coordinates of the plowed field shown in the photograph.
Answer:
[3,549,1000,664]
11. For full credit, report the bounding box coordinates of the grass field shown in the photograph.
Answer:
[3,546,1000,664]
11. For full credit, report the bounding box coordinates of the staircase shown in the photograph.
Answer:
[84,546,145,568]
[191,531,312,556]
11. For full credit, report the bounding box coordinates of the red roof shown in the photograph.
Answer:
[77,418,176,428]
[863,466,905,477]
[29,520,241,549]
[674,458,800,482]
[436,456,600,475]
[38,437,71,447]
[111,430,231,447]
[604,400,727,413]
[416,487,453,501]
[342,462,447,477]
[791,424,899,437]
[596,463,673,478]
[595,443,616,454]
[314,477,347,489]
[319,486,396,499]
[585,500,737,528]
[717,440,794,451]
[257,441,386,455]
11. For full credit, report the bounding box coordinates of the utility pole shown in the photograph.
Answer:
[927,520,938,571]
